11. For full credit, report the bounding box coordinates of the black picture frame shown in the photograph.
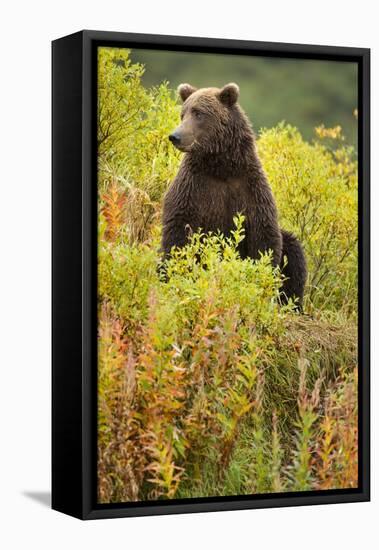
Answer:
[52,29,370,520]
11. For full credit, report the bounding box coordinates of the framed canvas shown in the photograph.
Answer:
[52,30,370,520]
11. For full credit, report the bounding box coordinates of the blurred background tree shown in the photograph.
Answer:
[131,49,358,146]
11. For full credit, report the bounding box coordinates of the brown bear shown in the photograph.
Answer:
[161,82,307,308]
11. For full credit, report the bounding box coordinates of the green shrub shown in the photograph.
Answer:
[258,123,358,315]
[98,47,181,243]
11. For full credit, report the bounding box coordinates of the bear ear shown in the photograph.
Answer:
[177,83,197,102]
[218,83,240,106]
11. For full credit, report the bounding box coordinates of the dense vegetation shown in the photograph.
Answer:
[97,47,358,503]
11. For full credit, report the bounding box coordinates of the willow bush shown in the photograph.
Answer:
[98,47,181,243]
[97,47,358,503]
[258,123,358,315]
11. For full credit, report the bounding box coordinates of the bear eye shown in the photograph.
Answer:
[193,110,203,120]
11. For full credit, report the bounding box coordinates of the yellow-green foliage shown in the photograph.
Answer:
[98,47,181,242]
[258,124,358,315]
[97,48,358,503]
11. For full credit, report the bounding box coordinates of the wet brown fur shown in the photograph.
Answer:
[161,83,307,307]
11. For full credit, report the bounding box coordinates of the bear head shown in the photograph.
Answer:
[168,83,241,153]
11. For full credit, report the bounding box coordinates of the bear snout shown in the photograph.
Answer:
[168,132,182,147]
